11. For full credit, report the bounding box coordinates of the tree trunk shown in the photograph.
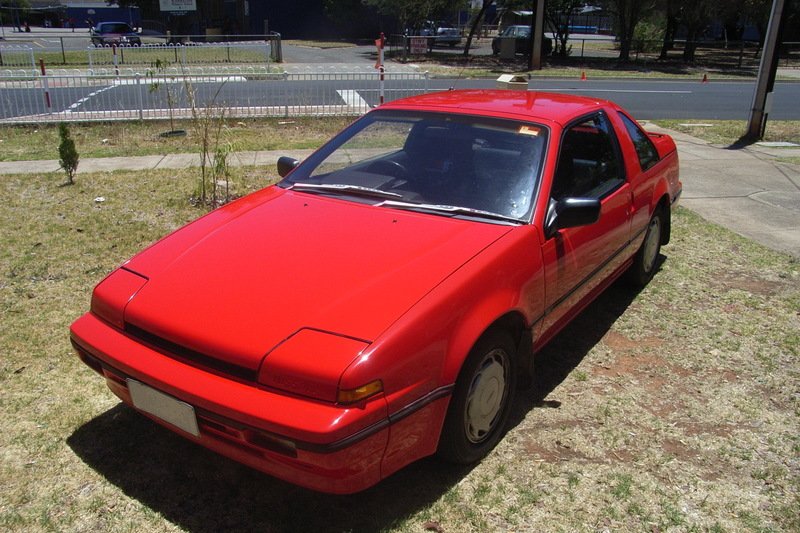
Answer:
[683,27,700,62]
[659,0,676,60]
[463,0,494,57]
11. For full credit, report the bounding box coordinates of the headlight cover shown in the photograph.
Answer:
[90,267,148,329]
[258,329,378,404]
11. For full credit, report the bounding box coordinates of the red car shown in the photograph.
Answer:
[70,90,681,494]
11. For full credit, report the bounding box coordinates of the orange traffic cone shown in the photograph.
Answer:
[701,73,708,83]
[580,70,587,81]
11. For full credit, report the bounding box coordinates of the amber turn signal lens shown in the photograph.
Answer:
[337,380,383,405]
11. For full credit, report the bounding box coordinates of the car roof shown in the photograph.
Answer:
[379,89,610,126]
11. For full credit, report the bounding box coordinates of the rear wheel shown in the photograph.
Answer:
[628,208,665,286]
[438,329,517,464]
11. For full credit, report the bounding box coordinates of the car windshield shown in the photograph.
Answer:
[280,110,548,222]
[99,23,133,33]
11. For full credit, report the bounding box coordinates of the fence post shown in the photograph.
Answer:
[738,40,745,68]
[112,44,119,77]
[136,72,144,121]
[283,71,289,117]
[39,59,52,115]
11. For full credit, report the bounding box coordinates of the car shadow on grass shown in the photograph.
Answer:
[68,405,472,532]
[67,259,659,533]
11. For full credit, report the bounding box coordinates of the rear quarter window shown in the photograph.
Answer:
[619,113,660,171]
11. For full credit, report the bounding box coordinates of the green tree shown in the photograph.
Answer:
[463,0,495,57]
[57,123,79,186]
[363,0,462,32]
[601,0,656,61]
[544,0,586,57]
[677,0,718,62]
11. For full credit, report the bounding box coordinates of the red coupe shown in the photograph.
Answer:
[71,90,681,494]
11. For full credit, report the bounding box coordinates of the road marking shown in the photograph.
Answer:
[541,88,692,94]
[337,89,370,109]
[68,84,116,111]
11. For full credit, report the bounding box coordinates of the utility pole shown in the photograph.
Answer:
[746,0,786,140]
[529,0,545,70]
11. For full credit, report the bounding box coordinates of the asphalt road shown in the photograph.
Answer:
[2,28,799,122]
[3,77,800,121]
[428,78,800,120]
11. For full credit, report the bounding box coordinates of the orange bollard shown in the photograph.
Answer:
[701,73,708,83]
[580,70,587,81]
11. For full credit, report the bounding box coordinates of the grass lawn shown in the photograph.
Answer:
[1,165,798,531]
[0,117,354,162]
[653,120,800,146]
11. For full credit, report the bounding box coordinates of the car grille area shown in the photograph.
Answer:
[124,323,258,382]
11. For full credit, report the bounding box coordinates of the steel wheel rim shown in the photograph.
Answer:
[642,216,661,273]
[464,349,509,444]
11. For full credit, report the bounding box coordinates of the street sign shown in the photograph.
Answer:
[410,37,428,55]
[159,0,197,12]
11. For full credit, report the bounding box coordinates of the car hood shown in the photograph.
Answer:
[123,187,511,371]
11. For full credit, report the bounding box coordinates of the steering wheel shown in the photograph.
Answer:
[366,159,409,180]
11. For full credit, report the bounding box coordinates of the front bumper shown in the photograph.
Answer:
[70,312,389,494]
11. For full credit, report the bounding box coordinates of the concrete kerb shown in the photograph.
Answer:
[1,127,798,258]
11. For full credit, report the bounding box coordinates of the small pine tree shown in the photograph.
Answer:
[58,123,79,185]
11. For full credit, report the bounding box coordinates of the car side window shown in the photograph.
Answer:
[619,113,660,171]
[551,113,625,201]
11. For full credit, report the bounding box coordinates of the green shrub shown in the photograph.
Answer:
[58,123,79,185]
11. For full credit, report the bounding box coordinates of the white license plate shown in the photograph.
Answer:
[127,379,200,437]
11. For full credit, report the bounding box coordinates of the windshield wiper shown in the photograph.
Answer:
[289,182,403,200]
[378,200,523,224]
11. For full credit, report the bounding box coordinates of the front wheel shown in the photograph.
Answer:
[628,208,665,286]
[437,329,517,464]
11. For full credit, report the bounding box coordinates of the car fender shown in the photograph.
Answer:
[341,226,544,417]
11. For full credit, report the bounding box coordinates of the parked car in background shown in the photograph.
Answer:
[492,25,552,56]
[71,89,681,494]
[434,25,461,47]
[90,22,141,47]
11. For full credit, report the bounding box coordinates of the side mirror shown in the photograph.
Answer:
[277,156,299,178]
[544,197,601,239]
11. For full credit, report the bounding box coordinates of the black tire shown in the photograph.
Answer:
[437,329,517,464]
[628,207,665,286]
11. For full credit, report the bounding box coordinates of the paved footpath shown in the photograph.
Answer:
[646,124,800,258]
[1,129,798,258]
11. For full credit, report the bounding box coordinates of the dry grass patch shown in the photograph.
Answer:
[1,166,798,532]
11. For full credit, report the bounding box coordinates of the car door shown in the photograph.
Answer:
[538,112,632,343]
[614,111,663,239]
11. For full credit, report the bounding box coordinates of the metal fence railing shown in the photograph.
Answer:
[0,69,429,124]
[0,44,35,70]
[86,42,272,73]
[0,33,283,66]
